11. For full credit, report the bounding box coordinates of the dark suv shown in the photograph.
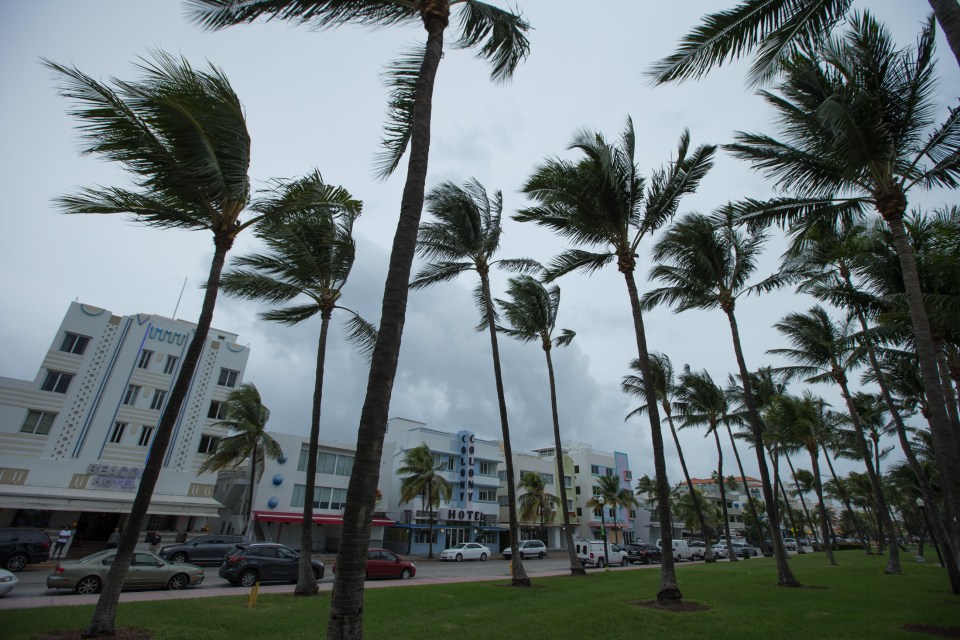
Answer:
[219,543,324,587]
[158,534,244,565]
[0,528,51,571]
[624,543,661,565]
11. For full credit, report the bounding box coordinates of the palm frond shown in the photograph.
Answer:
[409,261,473,289]
[373,44,424,181]
[543,249,614,282]
[338,308,379,362]
[454,1,531,83]
[554,328,575,348]
[186,0,418,31]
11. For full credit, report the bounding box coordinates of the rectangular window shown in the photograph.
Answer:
[198,435,220,454]
[137,426,154,447]
[576,486,581,495]
[60,332,90,356]
[317,452,336,475]
[123,384,141,406]
[150,389,167,410]
[218,368,239,388]
[624,470,632,480]
[478,489,496,501]
[498,496,510,506]
[163,355,179,374]
[109,422,126,444]
[329,487,347,510]
[566,499,574,512]
[208,400,226,420]
[291,484,305,508]
[498,470,507,481]
[540,473,554,485]
[479,461,495,475]
[590,464,600,475]
[564,475,572,488]
[606,468,614,477]
[20,410,56,435]
[41,370,73,394]
[316,486,332,509]
[334,455,354,477]
[629,510,637,519]
[576,507,582,517]
[298,448,309,472]
[137,349,153,370]
[574,465,580,474]
[592,485,601,496]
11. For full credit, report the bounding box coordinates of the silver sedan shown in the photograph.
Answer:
[440,543,491,562]
[47,549,204,595]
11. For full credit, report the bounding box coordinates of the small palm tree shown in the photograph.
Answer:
[397,444,453,560]
[673,488,721,541]
[199,383,282,528]
[517,117,716,603]
[411,178,540,586]
[218,174,375,595]
[496,275,584,575]
[517,472,561,543]
[586,475,638,545]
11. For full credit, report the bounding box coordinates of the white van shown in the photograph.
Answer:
[655,538,695,561]
[575,540,626,568]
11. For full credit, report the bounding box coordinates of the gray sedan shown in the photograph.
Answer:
[47,550,204,595]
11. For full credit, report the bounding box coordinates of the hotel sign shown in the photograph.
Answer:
[87,464,141,490]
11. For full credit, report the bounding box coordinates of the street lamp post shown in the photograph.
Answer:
[598,496,609,567]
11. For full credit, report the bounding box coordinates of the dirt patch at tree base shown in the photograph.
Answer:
[631,599,710,612]
[903,624,960,638]
[34,628,153,640]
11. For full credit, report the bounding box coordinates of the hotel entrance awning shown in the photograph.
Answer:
[0,485,223,517]
[253,511,395,527]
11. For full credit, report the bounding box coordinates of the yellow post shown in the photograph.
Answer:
[247,581,260,608]
[508,560,512,576]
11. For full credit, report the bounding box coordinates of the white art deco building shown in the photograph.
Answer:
[0,301,249,543]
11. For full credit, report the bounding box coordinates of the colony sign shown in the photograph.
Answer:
[87,464,141,490]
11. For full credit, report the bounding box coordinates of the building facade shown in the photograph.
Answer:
[0,302,248,543]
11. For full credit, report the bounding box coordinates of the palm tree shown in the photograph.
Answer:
[643,210,799,585]
[517,472,561,544]
[770,305,901,573]
[517,118,716,602]
[586,475,638,545]
[648,0,960,85]
[496,275,585,575]
[411,179,540,586]
[199,383,282,531]
[397,444,453,560]
[218,176,376,595]
[623,353,716,562]
[186,3,531,633]
[724,13,960,567]
[46,51,268,637]
[720,377,768,548]
[673,488,722,541]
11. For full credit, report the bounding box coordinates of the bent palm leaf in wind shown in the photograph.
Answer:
[46,51,276,637]
[411,179,540,587]
[643,210,799,586]
[397,444,453,560]
[497,275,584,575]
[517,118,715,603]
[186,3,530,633]
[219,172,375,595]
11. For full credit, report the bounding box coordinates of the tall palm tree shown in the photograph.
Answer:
[496,275,585,575]
[586,475,638,545]
[187,3,531,633]
[411,179,540,586]
[674,367,739,561]
[517,472,561,544]
[770,305,901,573]
[517,118,716,602]
[648,0,960,85]
[397,443,453,560]
[623,353,717,562]
[218,176,376,595]
[643,210,799,585]
[724,13,960,566]
[46,51,270,637]
[720,376,768,548]
[199,383,282,530]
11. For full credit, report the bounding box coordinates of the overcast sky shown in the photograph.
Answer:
[2,1,957,490]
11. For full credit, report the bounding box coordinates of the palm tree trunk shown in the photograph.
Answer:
[668,408,716,562]
[479,271,529,587]
[622,269,681,601]
[544,348,586,575]
[724,308,799,586]
[807,445,837,565]
[835,373,901,574]
[774,470,801,549]
[929,0,960,69]
[296,310,332,595]
[936,347,960,432]
[783,453,813,554]
[713,428,737,562]
[84,233,233,637]
[427,481,435,560]
[246,441,259,537]
[327,6,448,637]
[723,418,764,550]
[822,448,871,552]
[882,210,960,577]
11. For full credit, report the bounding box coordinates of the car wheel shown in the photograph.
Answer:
[171,552,188,564]
[480,553,487,561]
[167,574,189,590]
[538,551,545,560]
[75,576,102,595]
[238,569,259,588]
[455,553,463,562]
[596,558,606,568]
[400,568,413,580]
[676,554,682,562]
[312,568,321,581]
[5,553,28,572]
[621,557,628,567]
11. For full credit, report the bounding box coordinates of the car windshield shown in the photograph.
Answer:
[449,544,467,550]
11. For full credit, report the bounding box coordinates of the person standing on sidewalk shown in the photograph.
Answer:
[107,528,121,549]
[53,527,72,559]
[147,531,162,554]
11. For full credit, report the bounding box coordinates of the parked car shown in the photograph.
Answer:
[655,539,695,561]
[623,543,661,565]
[575,540,627,568]
[710,543,730,559]
[334,548,416,580]
[783,537,798,551]
[220,543,324,587]
[688,540,706,560]
[47,549,204,594]
[502,539,547,560]
[0,528,51,572]
[731,541,758,558]
[0,568,18,597]
[440,542,490,562]
[158,534,245,565]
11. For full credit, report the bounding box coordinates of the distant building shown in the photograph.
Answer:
[0,301,248,542]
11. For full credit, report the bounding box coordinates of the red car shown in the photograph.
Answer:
[334,548,416,580]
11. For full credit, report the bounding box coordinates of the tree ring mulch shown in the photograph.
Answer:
[903,624,960,638]
[34,628,153,640]
[631,599,710,612]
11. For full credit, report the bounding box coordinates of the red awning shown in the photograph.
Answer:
[254,511,394,527]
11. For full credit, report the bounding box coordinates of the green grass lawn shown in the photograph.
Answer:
[2,553,957,640]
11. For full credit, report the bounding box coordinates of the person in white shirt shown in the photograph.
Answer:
[54,527,72,559]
